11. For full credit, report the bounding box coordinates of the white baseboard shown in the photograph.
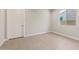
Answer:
[0,39,7,47]
[1,31,78,47]
[24,32,49,37]
[0,36,24,47]
[52,31,79,40]
[0,32,48,47]
[7,35,24,40]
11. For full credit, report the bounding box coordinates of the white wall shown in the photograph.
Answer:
[7,9,25,39]
[51,9,79,38]
[25,9,50,36]
[0,10,5,41]
[0,9,50,40]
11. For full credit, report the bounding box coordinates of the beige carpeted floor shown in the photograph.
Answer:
[0,33,79,50]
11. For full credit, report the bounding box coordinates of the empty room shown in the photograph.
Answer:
[0,9,79,50]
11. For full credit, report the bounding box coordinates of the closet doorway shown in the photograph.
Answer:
[7,9,25,39]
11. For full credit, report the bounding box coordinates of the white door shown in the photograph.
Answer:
[0,10,5,41]
[7,9,25,39]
